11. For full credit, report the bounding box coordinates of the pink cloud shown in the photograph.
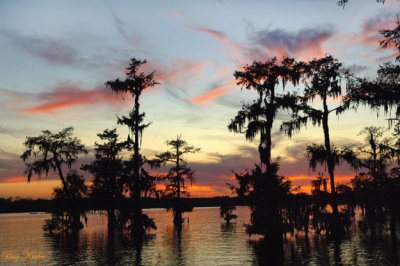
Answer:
[188,26,249,63]
[103,58,209,96]
[144,59,208,89]
[18,58,209,114]
[18,82,130,114]
[21,59,209,113]
[166,11,184,18]
[191,27,229,42]
[374,53,398,63]
[345,13,397,61]
[187,80,237,105]
[250,27,334,61]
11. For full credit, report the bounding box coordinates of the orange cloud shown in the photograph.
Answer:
[295,185,313,194]
[187,80,237,105]
[23,101,88,113]
[1,176,27,183]
[187,185,231,198]
[288,174,314,182]
[152,170,234,198]
[288,174,353,183]
[288,174,354,195]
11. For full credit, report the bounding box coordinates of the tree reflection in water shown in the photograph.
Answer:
[172,224,184,266]
[250,231,400,265]
[250,236,284,266]
[37,208,400,265]
[44,228,154,265]
[44,231,90,265]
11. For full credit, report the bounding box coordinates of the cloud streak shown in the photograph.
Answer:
[12,82,128,114]
[187,80,236,105]
[191,27,229,42]
[0,29,82,65]
[104,2,128,41]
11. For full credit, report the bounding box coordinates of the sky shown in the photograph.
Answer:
[0,0,399,199]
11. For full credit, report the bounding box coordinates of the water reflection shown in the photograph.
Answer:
[45,232,90,265]
[1,207,400,265]
[44,224,155,265]
[171,224,184,265]
[220,222,235,234]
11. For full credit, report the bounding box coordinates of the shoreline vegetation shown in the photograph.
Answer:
[0,196,246,214]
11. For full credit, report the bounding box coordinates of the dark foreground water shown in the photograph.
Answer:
[0,206,399,265]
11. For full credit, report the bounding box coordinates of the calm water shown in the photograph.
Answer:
[0,206,399,265]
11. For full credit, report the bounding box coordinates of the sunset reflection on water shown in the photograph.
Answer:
[0,207,399,265]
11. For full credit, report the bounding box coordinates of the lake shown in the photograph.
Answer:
[0,206,399,265]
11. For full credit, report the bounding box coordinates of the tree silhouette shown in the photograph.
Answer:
[311,173,328,194]
[220,205,237,225]
[152,136,200,224]
[20,126,88,192]
[82,128,124,228]
[380,19,400,60]
[43,171,89,232]
[356,127,394,181]
[105,58,158,236]
[281,55,350,197]
[349,126,400,238]
[228,58,302,240]
[229,57,303,170]
[306,144,357,187]
[20,127,89,232]
[53,171,88,201]
[231,164,292,240]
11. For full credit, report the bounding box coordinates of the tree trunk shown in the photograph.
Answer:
[370,133,378,180]
[53,155,67,189]
[174,139,183,225]
[264,86,275,172]
[322,96,338,214]
[176,141,181,201]
[322,96,335,195]
[132,91,143,236]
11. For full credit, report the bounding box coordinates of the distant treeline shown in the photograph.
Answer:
[0,196,246,214]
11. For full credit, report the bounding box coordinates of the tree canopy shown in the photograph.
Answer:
[20,127,87,188]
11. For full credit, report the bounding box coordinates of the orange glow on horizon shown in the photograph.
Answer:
[0,180,62,199]
[288,174,353,183]
[0,173,355,199]
[2,176,27,183]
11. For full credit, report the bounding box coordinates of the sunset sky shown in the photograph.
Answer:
[0,0,399,199]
